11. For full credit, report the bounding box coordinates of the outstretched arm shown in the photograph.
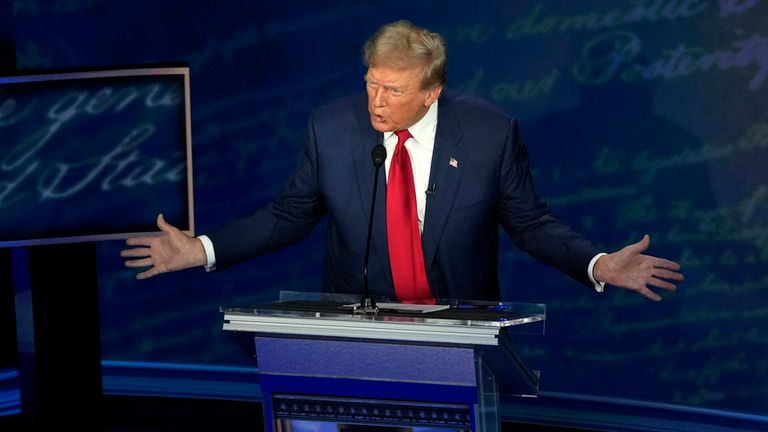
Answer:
[592,234,683,301]
[121,214,208,279]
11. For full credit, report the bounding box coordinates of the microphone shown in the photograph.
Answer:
[425,183,437,198]
[372,144,387,167]
[357,144,387,314]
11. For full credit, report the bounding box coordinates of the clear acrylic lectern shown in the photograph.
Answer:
[221,291,545,432]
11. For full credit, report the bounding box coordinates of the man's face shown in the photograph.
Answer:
[365,65,442,132]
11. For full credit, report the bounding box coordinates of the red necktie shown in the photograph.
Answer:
[386,129,434,303]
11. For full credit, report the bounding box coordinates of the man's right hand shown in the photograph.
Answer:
[121,213,208,279]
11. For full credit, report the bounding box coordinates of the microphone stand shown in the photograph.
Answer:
[355,144,387,315]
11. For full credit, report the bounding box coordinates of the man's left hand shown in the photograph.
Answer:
[593,234,683,301]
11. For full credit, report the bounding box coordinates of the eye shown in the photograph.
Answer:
[390,88,405,96]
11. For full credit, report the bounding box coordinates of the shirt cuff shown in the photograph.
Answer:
[588,252,608,292]
[197,235,217,271]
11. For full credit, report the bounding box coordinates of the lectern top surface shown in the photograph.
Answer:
[221,295,545,329]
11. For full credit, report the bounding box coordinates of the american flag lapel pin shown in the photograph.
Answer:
[449,157,458,168]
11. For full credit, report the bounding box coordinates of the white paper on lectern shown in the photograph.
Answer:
[343,302,450,313]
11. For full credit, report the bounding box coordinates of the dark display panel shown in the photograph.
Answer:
[0,66,194,246]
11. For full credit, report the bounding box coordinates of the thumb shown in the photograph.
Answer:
[626,234,651,254]
[156,213,175,234]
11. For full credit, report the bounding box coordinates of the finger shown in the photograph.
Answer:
[637,286,663,302]
[652,257,681,271]
[120,247,150,258]
[126,237,154,247]
[124,257,154,268]
[136,267,160,280]
[653,268,684,281]
[647,276,677,291]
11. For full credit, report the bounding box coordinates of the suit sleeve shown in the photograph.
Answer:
[497,119,602,288]
[206,113,327,270]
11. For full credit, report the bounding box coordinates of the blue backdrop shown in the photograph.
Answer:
[6,0,767,419]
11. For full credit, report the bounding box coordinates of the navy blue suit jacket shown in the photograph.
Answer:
[209,91,601,301]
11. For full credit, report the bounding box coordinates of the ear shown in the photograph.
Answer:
[424,86,443,107]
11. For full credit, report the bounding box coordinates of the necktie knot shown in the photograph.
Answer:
[394,129,412,146]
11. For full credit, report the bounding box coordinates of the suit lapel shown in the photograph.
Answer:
[422,103,467,268]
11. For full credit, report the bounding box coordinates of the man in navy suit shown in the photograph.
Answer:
[122,20,682,302]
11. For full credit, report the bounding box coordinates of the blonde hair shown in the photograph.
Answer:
[363,20,447,90]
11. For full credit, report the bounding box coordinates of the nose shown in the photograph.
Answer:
[372,87,386,107]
